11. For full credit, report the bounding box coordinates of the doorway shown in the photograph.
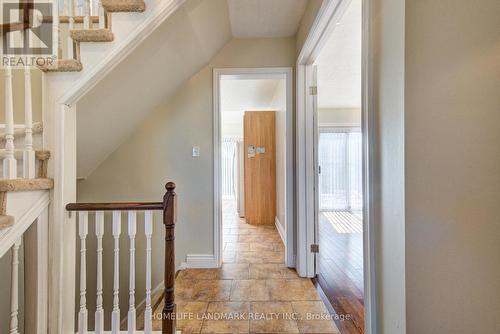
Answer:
[213,68,294,268]
[296,0,373,333]
[314,1,364,332]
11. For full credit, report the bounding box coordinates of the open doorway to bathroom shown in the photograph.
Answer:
[214,68,294,268]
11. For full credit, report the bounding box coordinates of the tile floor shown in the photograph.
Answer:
[151,201,340,333]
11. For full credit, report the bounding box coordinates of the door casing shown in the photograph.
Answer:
[213,67,294,268]
[295,0,377,333]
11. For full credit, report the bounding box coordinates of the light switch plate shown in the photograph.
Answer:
[192,146,200,157]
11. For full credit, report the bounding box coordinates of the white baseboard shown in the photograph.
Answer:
[275,216,285,245]
[180,254,218,269]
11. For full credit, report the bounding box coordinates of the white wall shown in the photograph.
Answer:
[76,37,296,329]
[318,108,361,126]
[405,0,500,332]
[269,80,287,229]
[371,0,406,332]
[76,0,232,178]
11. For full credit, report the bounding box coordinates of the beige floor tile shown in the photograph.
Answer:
[222,249,238,259]
[217,263,250,280]
[224,235,239,242]
[236,251,265,264]
[291,301,340,334]
[261,234,282,242]
[225,242,251,252]
[175,279,197,301]
[249,264,286,279]
[192,280,232,302]
[267,279,321,301]
[239,234,263,243]
[172,301,209,334]
[249,242,275,252]
[249,301,299,333]
[273,242,285,252]
[177,269,219,280]
[262,251,285,264]
[230,279,270,301]
[201,301,250,333]
[282,267,302,280]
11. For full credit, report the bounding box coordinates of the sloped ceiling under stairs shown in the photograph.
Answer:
[77,0,232,178]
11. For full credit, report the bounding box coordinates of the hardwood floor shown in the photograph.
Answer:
[317,211,364,334]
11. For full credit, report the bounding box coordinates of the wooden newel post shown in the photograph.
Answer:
[162,182,177,334]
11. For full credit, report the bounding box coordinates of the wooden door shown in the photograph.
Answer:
[244,111,276,225]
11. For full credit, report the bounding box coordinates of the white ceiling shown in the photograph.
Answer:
[228,0,308,38]
[221,78,284,136]
[315,0,361,109]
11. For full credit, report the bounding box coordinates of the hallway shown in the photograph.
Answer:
[151,203,340,333]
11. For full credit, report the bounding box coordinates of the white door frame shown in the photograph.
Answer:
[295,0,376,333]
[213,67,295,268]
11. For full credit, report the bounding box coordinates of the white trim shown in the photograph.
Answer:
[180,254,218,269]
[275,216,285,245]
[296,0,377,332]
[213,67,294,268]
[59,0,186,106]
[0,191,50,258]
[361,0,377,332]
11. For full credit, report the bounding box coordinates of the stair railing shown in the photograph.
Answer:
[1,66,37,180]
[66,182,178,334]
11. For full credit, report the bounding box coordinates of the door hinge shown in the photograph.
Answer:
[309,86,317,96]
[311,244,319,253]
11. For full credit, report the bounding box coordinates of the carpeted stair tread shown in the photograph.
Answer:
[0,215,14,229]
[39,59,83,72]
[0,178,54,192]
[102,0,146,12]
[70,29,114,42]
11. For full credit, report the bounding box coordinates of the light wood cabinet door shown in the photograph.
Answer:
[244,111,276,225]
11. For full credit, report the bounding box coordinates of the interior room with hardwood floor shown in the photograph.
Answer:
[312,0,365,333]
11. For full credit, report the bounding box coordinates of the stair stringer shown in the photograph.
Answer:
[41,2,186,333]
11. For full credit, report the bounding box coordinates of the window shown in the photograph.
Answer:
[318,127,362,212]
[221,138,239,199]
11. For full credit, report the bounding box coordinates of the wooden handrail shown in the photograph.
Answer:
[66,202,163,211]
[65,182,177,334]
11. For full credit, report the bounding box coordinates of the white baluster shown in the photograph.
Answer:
[128,211,137,334]
[23,66,35,178]
[111,211,121,334]
[78,212,88,334]
[98,0,105,29]
[84,0,91,29]
[144,211,153,333]
[9,238,21,334]
[95,211,104,334]
[53,0,61,59]
[67,0,75,59]
[3,67,16,179]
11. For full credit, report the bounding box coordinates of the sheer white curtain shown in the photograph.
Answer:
[318,127,362,212]
[221,138,240,199]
